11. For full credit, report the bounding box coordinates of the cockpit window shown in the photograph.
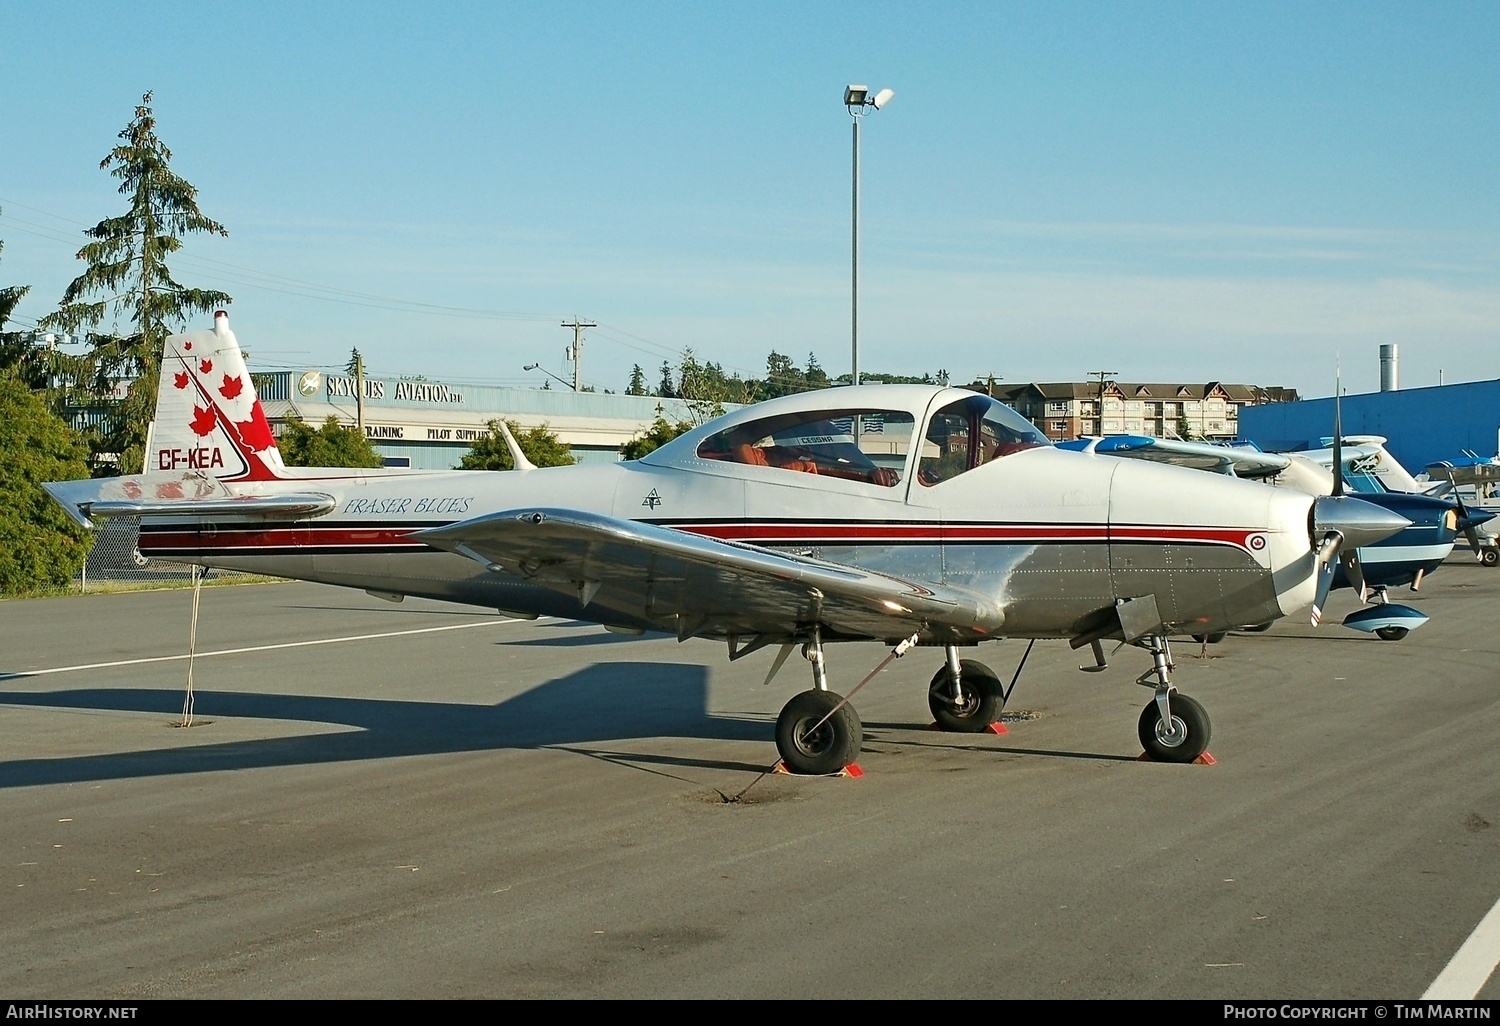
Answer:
[919,395,1047,486]
[696,409,915,487]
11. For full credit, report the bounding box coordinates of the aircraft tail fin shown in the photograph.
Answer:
[148,311,287,481]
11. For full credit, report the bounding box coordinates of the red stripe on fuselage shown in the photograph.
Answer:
[136,519,1263,554]
[138,527,427,551]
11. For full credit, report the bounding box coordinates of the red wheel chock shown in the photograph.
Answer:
[772,761,864,778]
[1136,750,1217,765]
[926,721,1009,734]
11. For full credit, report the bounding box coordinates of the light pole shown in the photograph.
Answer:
[845,84,894,388]
[524,363,576,390]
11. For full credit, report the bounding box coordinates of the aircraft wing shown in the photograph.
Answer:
[416,508,1002,641]
[1058,436,1292,479]
[1425,458,1500,488]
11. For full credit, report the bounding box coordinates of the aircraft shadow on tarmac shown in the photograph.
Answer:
[0,661,776,789]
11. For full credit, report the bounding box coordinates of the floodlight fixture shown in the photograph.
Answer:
[844,83,893,388]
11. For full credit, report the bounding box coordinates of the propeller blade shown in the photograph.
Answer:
[1340,548,1367,604]
[1449,489,1486,556]
[1311,548,1338,626]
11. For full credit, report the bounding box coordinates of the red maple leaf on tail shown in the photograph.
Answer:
[174,372,189,390]
[199,359,213,374]
[234,402,277,452]
[220,374,244,399]
[190,405,217,437]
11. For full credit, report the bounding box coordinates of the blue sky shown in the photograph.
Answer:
[1,2,1496,397]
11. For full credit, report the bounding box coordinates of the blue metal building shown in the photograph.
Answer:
[1239,378,1500,474]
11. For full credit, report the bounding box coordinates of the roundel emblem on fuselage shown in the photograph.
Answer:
[297,370,323,397]
[1248,534,1267,551]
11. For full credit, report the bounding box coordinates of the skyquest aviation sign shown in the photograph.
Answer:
[324,375,465,404]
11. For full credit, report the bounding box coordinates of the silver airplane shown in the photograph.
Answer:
[45,314,1410,774]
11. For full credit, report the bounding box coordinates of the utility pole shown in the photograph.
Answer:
[1089,370,1116,436]
[562,318,596,392]
[354,351,366,436]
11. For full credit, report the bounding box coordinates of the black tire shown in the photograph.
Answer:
[1375,626,1409,641]
[1242,622,1273,633]
[1482,549,1499,568]
[1137,693,1211,764]
[927,659,1002,732]
[775,690,862,775]
[1191,632,1228,644]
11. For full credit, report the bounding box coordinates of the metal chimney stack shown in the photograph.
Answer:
[1379,343,1398,392]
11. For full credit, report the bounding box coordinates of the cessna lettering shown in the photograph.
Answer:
[157,447,225,471]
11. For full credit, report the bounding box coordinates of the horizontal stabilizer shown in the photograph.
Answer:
[84,493,337,520]
[42,477,335,527]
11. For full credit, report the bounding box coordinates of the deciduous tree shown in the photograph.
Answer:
[277,416,384,468]
[0,378,91,595]
[460,419,575,470]
[619,412,694,460]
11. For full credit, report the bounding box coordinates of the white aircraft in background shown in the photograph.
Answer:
[44,314,1410,773]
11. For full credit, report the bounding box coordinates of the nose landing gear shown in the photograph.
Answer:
[1134,635,1212,764]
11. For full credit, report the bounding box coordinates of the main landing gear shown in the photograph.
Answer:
[772,635,1001,775]
[774,627,865,775]
[1133,635,1211,764]
[928,646,1003,732]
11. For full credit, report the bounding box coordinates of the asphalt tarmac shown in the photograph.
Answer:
[2,559,1498,1000]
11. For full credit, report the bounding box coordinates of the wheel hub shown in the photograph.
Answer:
[793,718,837,757]
[1154,715,1188,748]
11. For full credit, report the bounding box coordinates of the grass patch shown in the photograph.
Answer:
[3,575,291,600]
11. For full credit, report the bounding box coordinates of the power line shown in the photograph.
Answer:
[0,197,838,395]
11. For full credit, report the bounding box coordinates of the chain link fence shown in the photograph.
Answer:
[77,518,253,591]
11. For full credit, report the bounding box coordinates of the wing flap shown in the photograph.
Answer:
[416,508,1002,641]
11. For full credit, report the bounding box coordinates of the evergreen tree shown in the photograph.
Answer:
[39,92,231,476]
[0,233,38,386]
[626,364,648,396]
[0,378,92,595]
[277,415,384,468]
[656,361,676,398]
[460,419,575,470]
[804,353,829,389]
